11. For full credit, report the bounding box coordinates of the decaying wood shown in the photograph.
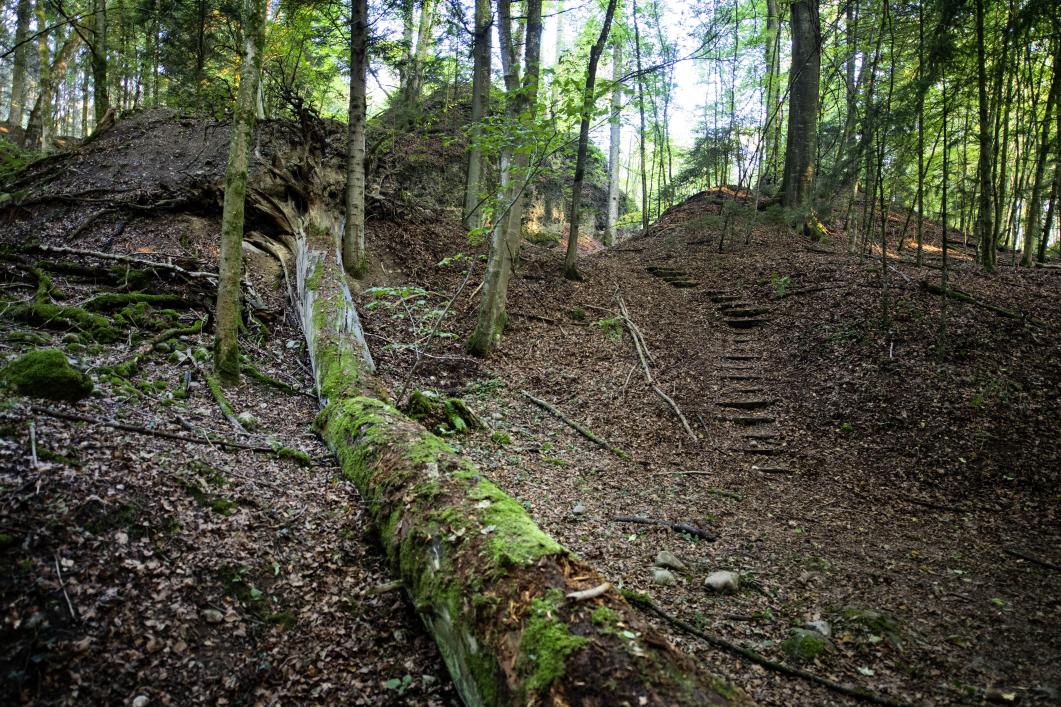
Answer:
[567,582,611,601]
[919,280,1032,322]
[30,244,219,283]
[520,389,629,459]
[1003,547,1061,572]
[617,293,697,441]
[613,515,717,542]
[258,169,741,705]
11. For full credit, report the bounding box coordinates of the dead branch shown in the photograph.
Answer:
[30,244,218,283]
[1003,547,1060,572]
[919,280,1035,323]
[567,582,611,601]
[616,294,697,441]
[520,390,628,459]
[28,405,305,457]
[613,515,717,541]
[626,594,907,706]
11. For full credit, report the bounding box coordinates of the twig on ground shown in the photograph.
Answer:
[624,593,907,706]
[53,553,78,621]
[617,293,697,441]
[521,390,628,459]
[29,420,39,468]
[613,515,716,541]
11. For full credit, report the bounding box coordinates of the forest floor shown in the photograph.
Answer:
[2,112,1059,705]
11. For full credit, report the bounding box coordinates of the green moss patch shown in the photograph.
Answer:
[1,349,93,401]
[82,292,189,312]
[470,480,564,567]
[9,301,118,342]
[519,590,589,693]
[782,628,831,663]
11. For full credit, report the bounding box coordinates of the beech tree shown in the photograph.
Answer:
[779,0,820,213]
[342,0,368,277]
[213,0,266,385]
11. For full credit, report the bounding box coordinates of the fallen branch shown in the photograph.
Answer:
[567,582,611,602]
[613,515,717,542]
[617,294,697,441]
[1003,547,1060,572]
[625,593,907,706]
[28,405,309,460]
[919,280,1033,323]
[29,244,218,283]
[521,390,628,459]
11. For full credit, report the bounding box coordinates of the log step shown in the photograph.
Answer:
[724,308,771,318]
[722,354,760,360]
[647,266,685,277]
[726,388,765,395]
[719,302,755,311]
[709,295,741,303]
[720,374,761,381]
[721,415,776,426]
[735,447,784,456]
[670,280,698,288]
[725,318,769,329]
[718,400,776,410]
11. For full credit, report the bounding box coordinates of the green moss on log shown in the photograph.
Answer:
[9,301,119,341]
[1,349,93,401]
[82,292,190,311]
[519,590,589,693]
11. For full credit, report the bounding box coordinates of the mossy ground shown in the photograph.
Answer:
[1,348,93,401]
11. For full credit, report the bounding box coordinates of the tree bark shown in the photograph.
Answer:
[7,0,33,126]
[1038,97,1061,263]
[25,24,82,151]
[1021,43,1060,267]
[342,0,368,277]
[213,0,266,384]
[250,176,744,707]
[467,0,543,357]
[91,0,109,124]
[632,0,649,231]
[780,0,821,213]
[605,41,622,247]
[759,0,781,191]
[974,0,995,268]
[462,0,492,231]
[563,0,618,279]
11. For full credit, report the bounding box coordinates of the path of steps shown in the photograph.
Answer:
[646,265,699,288]
[708,289,794,475]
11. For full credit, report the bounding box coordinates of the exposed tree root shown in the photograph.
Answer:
[613,515,717,542]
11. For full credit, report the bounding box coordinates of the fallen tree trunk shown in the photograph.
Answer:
[253,187,743,705]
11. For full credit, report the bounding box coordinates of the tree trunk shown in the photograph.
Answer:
[405,0,436,108]
[248,173,743,707]
[25,27,82,151]
[605,41,622,247]
[213,0,266,384]
[759,0,781,190]
[467,0,543,357]
[780,0,821,213]
[1021,43,1060,267]
[7,0,33,126]
[974,0,996,269]
[563,0,618,279]
[342,0,368,277]
[462,0,492,231]
[632,0,649,231]
[91,0,109,124]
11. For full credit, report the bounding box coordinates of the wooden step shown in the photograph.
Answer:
[721,415,776,426]
[725,318,769,329]
[717,400,776,410]
[722,354,760,361]
[719,302,755,311]
[735,447,784,456]
[720,374,761,381]
[752,465,794,474]
[724,308,771,318]
[670,280,698,288]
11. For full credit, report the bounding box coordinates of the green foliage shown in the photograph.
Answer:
[1,349,93,401]
[770,273,791,298]
[595,317,623,341]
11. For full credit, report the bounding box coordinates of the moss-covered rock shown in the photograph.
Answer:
[9,301,119,342]
[782,628,832,663]
[1,349,94,401]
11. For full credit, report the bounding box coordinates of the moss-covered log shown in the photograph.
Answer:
[261,192,745,706]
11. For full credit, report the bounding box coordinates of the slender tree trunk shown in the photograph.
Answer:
[462,0,492,231]
[342,0,368,277]
[605,41,622,247]
[1021,43,1060,267]
[974,0,996,268]
[915,1,925,266]
[780,0,821,213]
[33,0,52,151]
[405,0,436,107]
[213,0,267,384]
[87,0,109,124]
[563,0,618,279]
[759,0,780,190]
[632,0,649,231]
[8,0,33,126]
[467,0,543,357]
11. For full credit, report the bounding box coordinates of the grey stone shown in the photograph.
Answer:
[804,619,832,637]
[202,609,224,624]
[652,567,678,586]
[653,550,688,572]
[704,570,740,593]
[572,503,586,515]
[236,412,259,431]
